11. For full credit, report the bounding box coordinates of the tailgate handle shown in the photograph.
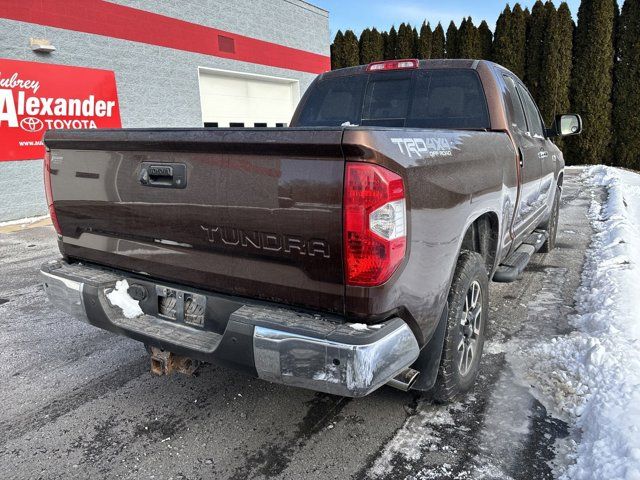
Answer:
[139,163,187,189]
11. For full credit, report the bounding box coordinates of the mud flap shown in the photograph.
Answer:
[409,303,448,392]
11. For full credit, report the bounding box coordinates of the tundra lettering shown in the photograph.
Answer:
[200,225,330,258]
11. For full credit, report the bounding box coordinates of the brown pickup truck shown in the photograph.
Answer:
[40,59,581,399]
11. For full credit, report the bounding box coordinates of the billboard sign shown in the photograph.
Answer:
[0,59,122,161]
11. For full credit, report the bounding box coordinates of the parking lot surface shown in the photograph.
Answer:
[0,169,594,479]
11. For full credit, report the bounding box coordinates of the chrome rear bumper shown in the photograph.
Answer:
[41,259,420,397]
[253,320,420,397]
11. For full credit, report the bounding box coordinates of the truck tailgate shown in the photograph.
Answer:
[44,128,345,314]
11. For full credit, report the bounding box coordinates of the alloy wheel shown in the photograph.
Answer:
[457,280,482,376]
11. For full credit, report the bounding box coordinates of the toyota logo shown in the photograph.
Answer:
[20,117,44,132]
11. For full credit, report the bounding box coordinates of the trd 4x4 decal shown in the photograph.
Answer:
[390,137,454,158]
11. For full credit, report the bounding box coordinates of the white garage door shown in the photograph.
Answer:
[198,68,300,128]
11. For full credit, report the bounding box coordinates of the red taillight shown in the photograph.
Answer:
[344,163,407,286]
[43,150,61,235]
[366,59,419,72]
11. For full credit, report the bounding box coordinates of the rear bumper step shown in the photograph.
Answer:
[40,259,420,397]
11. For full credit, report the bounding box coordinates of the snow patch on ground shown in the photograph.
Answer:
[511,166,640,480]
[483,340,508,355]
[0,215,49,227]
[106,280,143,319]
[368,402,456,478]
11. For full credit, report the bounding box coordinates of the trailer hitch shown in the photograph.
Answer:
[148,346,201,376]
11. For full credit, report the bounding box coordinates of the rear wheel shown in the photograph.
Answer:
[432,251,488,403]
[540,185,561,253]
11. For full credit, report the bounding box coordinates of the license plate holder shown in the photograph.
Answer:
[155,285,206,328]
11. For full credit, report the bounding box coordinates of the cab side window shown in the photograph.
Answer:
[515,83,545,138]
[503,75,527,133]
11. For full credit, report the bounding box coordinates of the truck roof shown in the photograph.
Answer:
[320,59,514,81]
[320,59,492,79]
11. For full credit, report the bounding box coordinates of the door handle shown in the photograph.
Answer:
[517,147,524,167]
[139,163,187,188]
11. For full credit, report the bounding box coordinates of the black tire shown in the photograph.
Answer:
[432,251,488,403]
[540,185,561,253]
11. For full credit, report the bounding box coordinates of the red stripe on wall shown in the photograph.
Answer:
[1,0,330,74]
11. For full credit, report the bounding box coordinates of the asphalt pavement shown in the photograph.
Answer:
[0,168,596,480]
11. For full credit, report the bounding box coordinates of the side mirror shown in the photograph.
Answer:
[547,114,582,138]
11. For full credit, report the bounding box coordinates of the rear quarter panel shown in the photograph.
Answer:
[342,128,517,344]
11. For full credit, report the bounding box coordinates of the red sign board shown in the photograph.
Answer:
[0,59,122,161]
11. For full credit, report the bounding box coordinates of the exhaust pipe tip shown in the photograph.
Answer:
[387,367,420,392]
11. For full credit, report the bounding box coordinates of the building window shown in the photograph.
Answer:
[276,123,288,128]
[254,122,267,127]
[204,122,218,128]
[229,122,245,127]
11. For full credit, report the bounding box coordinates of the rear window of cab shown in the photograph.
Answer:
[296,69,490,130]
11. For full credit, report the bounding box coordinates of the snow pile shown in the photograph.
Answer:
[106,280,143,319]
[517,166,640,479]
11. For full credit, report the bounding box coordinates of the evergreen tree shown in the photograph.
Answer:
[457,18,468,55]
[417,21,433,59]
[446,21,459,58]
[493,6,512,67]
[412,27,420,57]
[381,31,389,60]
[330,43,335,69]
[370,28,385,62]
[342,30,360,67]
[458,16,481,58]
[493,4,527,78]
[359,28,385,64]
[538,2,573,128]
[397,23,415,58]
[385,26,398,59]
[331,30,345,69]
[431,23,446,58]
[525,0,549,99]
[567,0,616,164]
[359,28,372,64]
[478,20,493,60]
[510,3,528,79]
[613,2,621,54]
[613,0,640,169]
